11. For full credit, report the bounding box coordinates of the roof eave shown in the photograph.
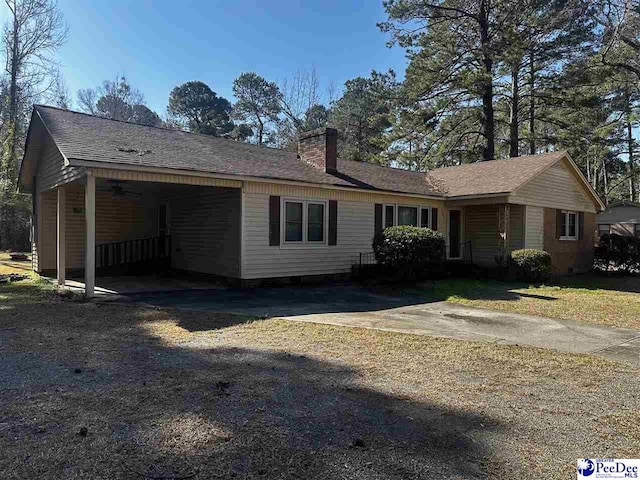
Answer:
[17,108,37,193]
[445,192,511,200]
[68,158,446,201]
[557,152,606,210]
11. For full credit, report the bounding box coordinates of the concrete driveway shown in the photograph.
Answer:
[123,286,640,367]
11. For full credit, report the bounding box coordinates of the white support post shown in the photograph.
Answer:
[56,187,66,286]
[85,174,96,297]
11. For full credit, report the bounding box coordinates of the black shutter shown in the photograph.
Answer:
[328,200,337,246]
[556,209,562,239]
[431,208,438,231]
[269,196,280,246]
[578,211,584,240]
[374,204,383,234]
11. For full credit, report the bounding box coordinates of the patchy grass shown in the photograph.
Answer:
[402,275,640,330]
[0,275,638,479]
[0,251,35,277]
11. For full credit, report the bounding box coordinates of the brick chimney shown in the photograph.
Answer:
[298,127,337,173]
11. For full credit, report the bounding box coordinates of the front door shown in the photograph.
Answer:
[449,209,461,258]
[158,203,169,236]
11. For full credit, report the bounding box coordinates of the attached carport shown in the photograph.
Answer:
[35,170,242,296]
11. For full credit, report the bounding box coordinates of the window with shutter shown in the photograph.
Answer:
[269,196,280,246]
[280,198,329,246]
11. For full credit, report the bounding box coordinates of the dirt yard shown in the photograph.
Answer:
[0,272,639,479]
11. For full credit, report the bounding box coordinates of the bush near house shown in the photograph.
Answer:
[372,226,445,281]
[508,249,552,282]
[595,233,640,274]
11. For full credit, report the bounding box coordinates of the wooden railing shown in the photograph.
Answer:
[95,235,171,274]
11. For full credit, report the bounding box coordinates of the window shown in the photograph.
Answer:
[598,224,610,236]
[568,212,577,237]
[384,205,395,229]
[420,208,430,228]
[283,199,327,245]
[285,201,303,242]
[398,206,418,226]
[307,203,325,242]
[560,211,578,240]
[384,205,434,229]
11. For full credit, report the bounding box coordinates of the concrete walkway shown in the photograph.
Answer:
[283,302,640,367]
[124,286,640,367]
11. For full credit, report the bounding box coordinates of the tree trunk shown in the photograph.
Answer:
[257,117,264,145]
[1,5,20,250]
[602,158,609,200]
[8,6,19,173]
[478,6,495,161]
[509,65,520,158]
[628,119,636,201]
[626,89,636,201]
[528,51,535,155]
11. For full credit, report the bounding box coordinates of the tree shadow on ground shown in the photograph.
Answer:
[123,281,559,319]
[553,273,640,293]
[0,294,499,479]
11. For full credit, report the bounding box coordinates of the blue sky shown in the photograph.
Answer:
[5,0,408,115]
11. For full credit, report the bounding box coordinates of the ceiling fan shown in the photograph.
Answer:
[98,180,142,198]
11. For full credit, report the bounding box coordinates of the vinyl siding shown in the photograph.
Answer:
[464,205,499,266]
[69,187,151,269]
[243,195,374,279]
[36,133,83,192]
[242,183,446,279]
[509,204,525,251]
[510,160,596,213]
[166,186,241,278]
[43,185,150,270]
[244,180,445,206]
[40,182,241,275]
[36,191,57,271]
[90,167,242,189]
[32,133,83,271]
[597,205,640,224]
[524,206,544,250]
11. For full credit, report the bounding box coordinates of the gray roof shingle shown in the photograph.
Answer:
[33,105,572,200]
[425,152,566,197]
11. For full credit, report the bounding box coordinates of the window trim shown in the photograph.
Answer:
[281,197,328,248]
[397,205,419,227]
[383,204,435,229]
[419,207,431,229]
[560,210,579,240]
[383,204,396,229]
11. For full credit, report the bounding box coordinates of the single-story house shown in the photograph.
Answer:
[18,105,605,295]
[596,199,640,238]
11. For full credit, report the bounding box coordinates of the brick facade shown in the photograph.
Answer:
[298,127,337,173]
[543,208,596,274]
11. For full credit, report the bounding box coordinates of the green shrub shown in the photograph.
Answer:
[372,226,445,280]
[595,233,640,274]
[509,249,552,281]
